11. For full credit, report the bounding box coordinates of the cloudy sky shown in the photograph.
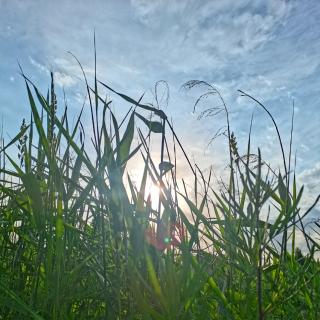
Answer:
[0,0,319,220]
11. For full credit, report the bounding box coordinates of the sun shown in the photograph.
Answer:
[148,182,161,208]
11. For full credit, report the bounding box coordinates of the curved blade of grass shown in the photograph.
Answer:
[0,283,44,320]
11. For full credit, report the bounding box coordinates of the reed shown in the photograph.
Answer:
[0,59,320,319]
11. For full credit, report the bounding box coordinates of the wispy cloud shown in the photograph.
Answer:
[298,162,320,212]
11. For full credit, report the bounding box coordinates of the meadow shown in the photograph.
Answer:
[0,61,320,319]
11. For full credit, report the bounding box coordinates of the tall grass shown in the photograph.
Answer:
[0,61,320,319]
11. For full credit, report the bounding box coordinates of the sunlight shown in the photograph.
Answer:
[1,1,319,317]
[148,182,160,208]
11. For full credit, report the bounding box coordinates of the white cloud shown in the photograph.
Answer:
[298,162,320,192]
[54,71,77,88]
[297,162,320,217]
[29,56,49,74]
[130,0,165,22]
[130,0,292,70]
[28,56,78,88]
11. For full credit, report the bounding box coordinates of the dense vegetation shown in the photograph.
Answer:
[0,63,320,319]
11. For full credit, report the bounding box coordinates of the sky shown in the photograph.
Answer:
[0,0,319,226]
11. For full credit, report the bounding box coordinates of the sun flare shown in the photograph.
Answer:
[148,182,161,208]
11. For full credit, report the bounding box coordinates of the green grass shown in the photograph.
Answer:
[0,64,320,319]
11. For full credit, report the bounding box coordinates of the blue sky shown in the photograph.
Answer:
[0,0,319,219]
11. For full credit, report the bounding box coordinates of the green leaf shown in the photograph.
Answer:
[68,153,83,198]
[135,112,163,133]
[0,124,30,153]
[0,282,44,319]
[20,173,44,230]
[26,83,50,159]
[117,112,135,165]
[207,277,239,319]
[159,161,174,175]
[111,111,120,147]
[278,173,287,201]
[98,80,167,119]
